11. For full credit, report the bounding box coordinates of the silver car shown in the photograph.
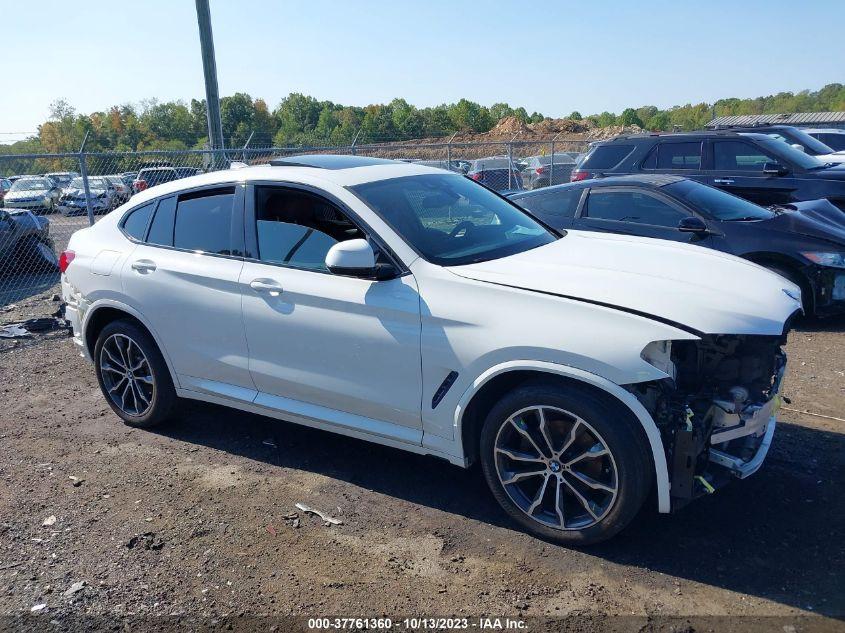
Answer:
[3,177,62,214]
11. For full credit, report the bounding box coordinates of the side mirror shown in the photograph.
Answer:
[325,239,377,278]
[762,162,788,176]
[678,216,709,234]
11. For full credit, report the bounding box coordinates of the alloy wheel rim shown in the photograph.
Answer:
[99,333,154,417]
[493,405,619,531]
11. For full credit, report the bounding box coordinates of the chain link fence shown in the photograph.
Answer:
[0,138,589,309]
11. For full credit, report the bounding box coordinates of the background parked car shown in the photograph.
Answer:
[173,167,202,179]
[804,128,845,152]
[0,206,57,273]
[104,175,132,204]
[709,125,845,164]
[58,176,119,216]
[133,167,179,193]
[520,153,578,190]
[3,177,62,214]
[572,131,845,211]
[44,171,80,189]
[509,175,845,317]
[465,156,524,191]
[0,178,11,206]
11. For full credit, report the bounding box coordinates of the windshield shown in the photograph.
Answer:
[768,128,835,155]
[666,180,774,221]
[68,177,107,190]
[351,174,557,266]
[745,135,826,170]
[10,178,50,192]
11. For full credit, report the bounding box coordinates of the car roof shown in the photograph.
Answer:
[803,127,845,133]
[510,174,685,198]
[600,130,772,144]
[122,155,450,208]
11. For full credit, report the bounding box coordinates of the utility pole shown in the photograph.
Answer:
[195,0,225,162]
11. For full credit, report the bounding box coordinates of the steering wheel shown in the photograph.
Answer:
[449,221,475,238]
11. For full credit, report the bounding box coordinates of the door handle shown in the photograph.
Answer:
[130,259,156,273]
[249,278,283,295]
[713,179,734,185]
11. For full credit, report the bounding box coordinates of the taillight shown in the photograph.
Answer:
[536,166,548,175]
[468,172,482,181]
[59,250,75,273]
[570,169,590,182]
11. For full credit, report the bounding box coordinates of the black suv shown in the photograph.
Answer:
[571,131,845,211]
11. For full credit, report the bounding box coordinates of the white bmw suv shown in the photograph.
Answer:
[61,155,801,544]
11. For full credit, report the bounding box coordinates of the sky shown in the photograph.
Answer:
[2,0,844,142]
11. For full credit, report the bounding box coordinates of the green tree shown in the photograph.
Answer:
[618,108,644,127]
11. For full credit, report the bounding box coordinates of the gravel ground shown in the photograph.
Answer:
[0,292,843,632]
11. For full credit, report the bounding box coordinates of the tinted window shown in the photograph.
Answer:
[665,180,774,221]
[173,189,234,255]
[580,145,635,170]
[713,141,775,171]
[146,196,177,246]
[584,190,686,227]
[656,142,701,169]
[352,174,555,266]
[817,133,845,151]
[517,188,582,220]
[121,203,154,240]
[254,188,365,272]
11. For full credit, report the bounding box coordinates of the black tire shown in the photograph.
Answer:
[14,236,58,274]
[479,381,652,545]
[765,264,812,316]
[94,319,177,428]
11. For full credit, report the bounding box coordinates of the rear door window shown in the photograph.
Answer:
[146,196,177,246]
[713,141,777,171]
[583,190,687,227]
[580,145,635,170]
[173,188,235,255]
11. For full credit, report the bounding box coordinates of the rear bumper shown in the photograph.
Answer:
[61,277,91,362]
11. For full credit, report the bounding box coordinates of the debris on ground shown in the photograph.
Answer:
[30,604,47,613]
[41,515,56,527]
[126,532,165,551]
[0,324,30,339]
[68,476,83,487]
[295,503,342,526]
[63,581,85,597]
[266,524,277,537]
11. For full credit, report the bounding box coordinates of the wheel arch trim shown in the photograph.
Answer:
[81,299,179,388]
[453,360,671,513]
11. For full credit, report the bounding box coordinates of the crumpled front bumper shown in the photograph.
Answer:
[709,415,777,479]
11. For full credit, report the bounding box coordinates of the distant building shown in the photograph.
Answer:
[707,112,845,129]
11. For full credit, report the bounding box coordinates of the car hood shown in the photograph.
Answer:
[762,200,845,245]
[5,190,45,199]
[446,231,801,336]
[812,164,845,180]
[817,153,845,164]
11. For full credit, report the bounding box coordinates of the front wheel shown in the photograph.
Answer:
[480,382,652,545]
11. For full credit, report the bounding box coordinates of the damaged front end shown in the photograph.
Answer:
[630,334,788,511]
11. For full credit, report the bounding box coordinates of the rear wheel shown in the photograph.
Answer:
[480,382,652,545]
[94,319,177,428]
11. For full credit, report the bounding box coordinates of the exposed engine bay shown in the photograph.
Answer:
[630,334,787,509]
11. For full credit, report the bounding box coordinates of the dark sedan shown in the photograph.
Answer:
[0,207,57,273]
[510,175,845,317]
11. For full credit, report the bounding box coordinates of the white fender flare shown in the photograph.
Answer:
[81,298,180,387]
[453,360,671,513]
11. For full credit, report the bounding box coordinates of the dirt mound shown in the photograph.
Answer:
[490,116,531,136]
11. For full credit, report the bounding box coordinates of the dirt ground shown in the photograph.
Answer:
[0,292,843,632]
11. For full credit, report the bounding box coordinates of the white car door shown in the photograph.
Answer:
[239,184,423,441]
[120,186,256,399]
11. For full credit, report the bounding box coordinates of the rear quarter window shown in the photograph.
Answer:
[121,202,154,241]
[580,144,635,170]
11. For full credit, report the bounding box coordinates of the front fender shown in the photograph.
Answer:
[449,360,671,513]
